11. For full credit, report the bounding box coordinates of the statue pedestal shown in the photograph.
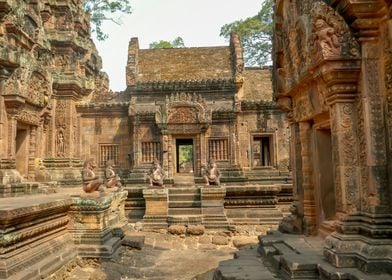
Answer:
[142,188,169,230]
[200,186,232,231]
[68,190,128,258]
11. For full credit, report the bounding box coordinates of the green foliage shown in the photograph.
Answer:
[179,145,193,164]
[83,0,132,41]
[220,0,273,66]
[149,37,185,49]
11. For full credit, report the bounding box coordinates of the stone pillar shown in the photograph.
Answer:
[324,21,392,274]
[200,187,231,231]
[7,116,16,158]
[68,190,128,258]
[0,70,6,158]
[161,134,169,174]
[298,121,316,235]
[330,102,359,216]
[142,188,168,229]
[359,48,389,212]
[27,126,37,180]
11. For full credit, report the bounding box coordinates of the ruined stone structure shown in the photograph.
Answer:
[0,0,292,278]
[261,0,392,277]
[0,0,107,190]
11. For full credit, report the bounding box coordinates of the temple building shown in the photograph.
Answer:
[1,0,390,279]
[258,0,392,276]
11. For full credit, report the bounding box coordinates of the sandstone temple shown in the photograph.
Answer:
[0,0,391,279]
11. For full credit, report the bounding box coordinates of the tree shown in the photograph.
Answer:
[149,37,185,49]
[83,0,132,41]
[220,0,273,66]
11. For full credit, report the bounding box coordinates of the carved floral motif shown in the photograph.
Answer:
[168,106,197,123]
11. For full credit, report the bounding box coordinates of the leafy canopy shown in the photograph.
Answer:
[149,37,185,49]
[220,0,273,66]
[83,0,132,41]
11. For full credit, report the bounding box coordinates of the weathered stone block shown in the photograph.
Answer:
[168,225,186,235]
[122,235,145,250]
[187,225,205,235]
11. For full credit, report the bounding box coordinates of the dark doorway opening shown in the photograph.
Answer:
[253,136,272,167]
[176,139,193,173]
[15,127,28,177]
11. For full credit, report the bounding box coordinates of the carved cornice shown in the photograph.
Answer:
[241,100,280,111]
[132,78,236,93]
[76,101,129,117]
[53,74,94,98]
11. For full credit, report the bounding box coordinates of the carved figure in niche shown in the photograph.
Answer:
[313,18,340,57]
[56,130,65,157]
[82,159,105,193]
[203,158,221,187]
[148,160,166,187]
[105,160,122,190]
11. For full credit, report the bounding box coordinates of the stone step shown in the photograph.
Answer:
[168,188,200,194]
[169,200,201,208]
[168,193,201,202]
[168,215,202,225]
[213,258,276,280]
[168,207,202,215]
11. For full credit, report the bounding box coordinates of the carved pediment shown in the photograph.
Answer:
[309,3,360,62]
[155,92,212,133]
[275,1,360,97]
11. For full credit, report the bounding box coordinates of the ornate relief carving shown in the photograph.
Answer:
[56,128,65,158]
[55,100,67,128]
[310,3,360,60]
[26,71,51,107]
[16,110,40,125]
[168,106,197,124]
[293,94,313,121]
[155,93,211,128]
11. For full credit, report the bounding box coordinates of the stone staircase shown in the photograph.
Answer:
[168,187,203,225]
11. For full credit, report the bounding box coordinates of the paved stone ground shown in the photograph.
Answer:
[55,225,391,280]
[63,228,267,280]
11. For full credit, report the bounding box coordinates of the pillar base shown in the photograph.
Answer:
[324,212,392,274]
[142,188,169,230]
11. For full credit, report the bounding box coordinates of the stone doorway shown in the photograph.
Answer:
[313,129,336,232]
[15,125,29,178]
[175,139,194,174]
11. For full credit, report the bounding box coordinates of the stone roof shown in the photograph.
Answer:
[136,47,233,82]
[242,67,273,101]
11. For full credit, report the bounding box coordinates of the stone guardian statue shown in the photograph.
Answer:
[203,158,221,186]
[82,159,105,193]
[148,160,166,187]
[105,160,123,191]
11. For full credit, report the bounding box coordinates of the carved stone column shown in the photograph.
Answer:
[330,102,359,216]
[27,126,37,180]
[298,121,316,235]
[0,69,7,158]
[324,8,392,273]
[360,54,389,212]
[7,116,16,158]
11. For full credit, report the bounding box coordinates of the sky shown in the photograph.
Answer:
[94,0,262,91]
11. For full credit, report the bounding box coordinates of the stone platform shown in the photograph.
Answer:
[0,188,128,279]
[214,231,392,280]
[126,183,291,232]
